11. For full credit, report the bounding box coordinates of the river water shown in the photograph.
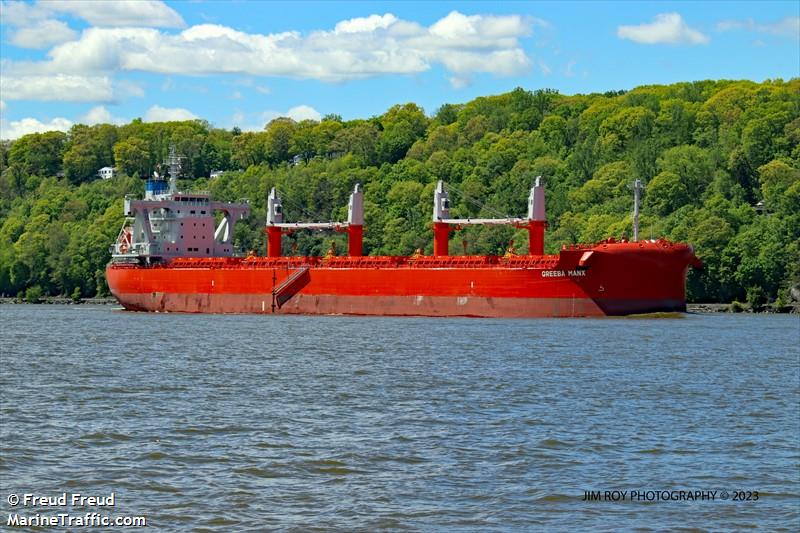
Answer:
[1,306,798,531]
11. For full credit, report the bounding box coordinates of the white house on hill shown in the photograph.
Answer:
[98,167,115,180]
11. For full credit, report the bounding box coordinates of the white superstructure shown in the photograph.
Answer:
[111,147,250,262]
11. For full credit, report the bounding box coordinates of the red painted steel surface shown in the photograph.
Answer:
[433,223,451,257]
[106,239,699,317]
[347,225,363,257]
[266,226,282,258]
[528,221,545,256]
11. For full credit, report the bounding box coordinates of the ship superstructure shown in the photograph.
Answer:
[112,147,250,263]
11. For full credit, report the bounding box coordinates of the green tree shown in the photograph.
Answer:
[63,142,99,184]
[657,145,714,199]
[377,103,428,163]
[758,160,800,215]
[113,137,151,177]
[263,118,296,165]
[231,132,266,168]
[646,171,691,215]
[8,131,67,177]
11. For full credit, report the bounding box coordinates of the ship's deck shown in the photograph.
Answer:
[113,255,563,270]
[108,239,693,271]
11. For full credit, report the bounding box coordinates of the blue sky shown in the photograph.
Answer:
[0,0,798,139]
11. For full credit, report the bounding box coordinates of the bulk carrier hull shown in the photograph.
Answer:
[106,240,699,318]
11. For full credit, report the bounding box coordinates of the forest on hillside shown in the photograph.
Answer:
[0,79,798,305]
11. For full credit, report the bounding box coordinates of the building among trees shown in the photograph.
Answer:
[98,166,115,180]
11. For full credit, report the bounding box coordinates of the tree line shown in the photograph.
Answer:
[0,79,798,306]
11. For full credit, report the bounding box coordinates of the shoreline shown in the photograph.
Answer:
[1,298,797,314]
[0,297,118,305]
[687,303,799,314]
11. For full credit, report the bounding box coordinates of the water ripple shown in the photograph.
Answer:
[0,306,798,530]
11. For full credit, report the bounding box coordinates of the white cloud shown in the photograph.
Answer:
[0,116,73,140]
[5,11,533,84]
[9,19,77,48]
[429,11,530,41]
[0,75,114,102]
[285,105,321,122]
[717,16,800,39]
[427,49,530,76]
[81,105,126,125]
[0,0,184,28]
[260,105,322,124]
[0,10,537,107]
[82,106,112,125]
[0,1,49,26]
[143,105,198,122]
[52,0,185,28]
[334,14,397,34]
[233,105,323,130]
[617,13,709,45]
[255,85,271,95]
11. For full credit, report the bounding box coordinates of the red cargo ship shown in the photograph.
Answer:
[106,152,700,317]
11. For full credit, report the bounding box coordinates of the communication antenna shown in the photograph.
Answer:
[632,179,643,242]
[167,145,183,194]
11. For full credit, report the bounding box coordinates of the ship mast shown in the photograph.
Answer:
[167,145,182,194]
[632,179,643,242]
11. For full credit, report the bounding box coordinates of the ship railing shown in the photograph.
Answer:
[233,255,561,269]
[560,237,674,251]
[409,256,496,268]
[173,199,210,207]
[321,256,403,268]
